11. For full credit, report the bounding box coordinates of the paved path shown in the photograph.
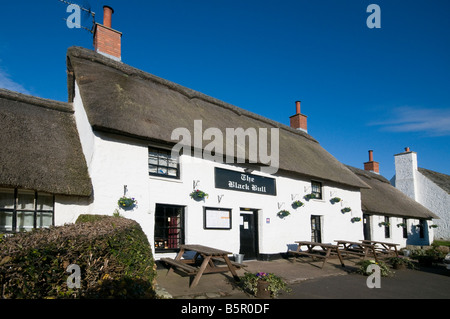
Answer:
[155,258,450,299]
[280,266,450,299]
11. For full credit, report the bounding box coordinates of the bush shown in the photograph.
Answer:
[356,260,392,277]
[411,246,447,266]
[239,272,291,298]
[0,216,156,299]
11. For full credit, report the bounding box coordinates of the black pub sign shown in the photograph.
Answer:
[214,167,276,196]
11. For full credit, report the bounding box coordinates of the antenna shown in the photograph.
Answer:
[58,0,96,33]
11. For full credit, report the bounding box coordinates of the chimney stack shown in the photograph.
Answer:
[364,150,379,174]
[289,101,308,133]
[93,5,122,62]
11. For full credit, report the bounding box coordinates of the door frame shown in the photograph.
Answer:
[310,215,322,243]
[363,213,372,241]
[239,208,259,260]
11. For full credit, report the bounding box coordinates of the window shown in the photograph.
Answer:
[311,181,323,200]
[0,188,54,233]
[148,147,180,179]
[402,218,408,239]
[154,204,184,252]
[384,216,390,238]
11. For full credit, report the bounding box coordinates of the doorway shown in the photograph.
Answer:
[363,214,371,241]
[239,209,259,260]
[311,215,322,243]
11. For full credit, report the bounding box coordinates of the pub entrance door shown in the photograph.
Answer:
[239,208,259,260]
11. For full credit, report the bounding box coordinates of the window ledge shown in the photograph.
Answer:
[149,175,183,183]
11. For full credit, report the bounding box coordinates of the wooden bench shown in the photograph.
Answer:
[160,257,198,275]
[335,240,378,262]
[289,241,345,269]
[162,245,243,288]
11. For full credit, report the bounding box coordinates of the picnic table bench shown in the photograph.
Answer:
[360,240,399,258]
[288,241,345,269]
[334,240,379,262]
[161,244,247,288]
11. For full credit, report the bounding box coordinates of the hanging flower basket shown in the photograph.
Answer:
[331,197,342,204]
[341,207,352,214]
[189,189,208,200]
[429,224,438,229]
[379,221,390,227]
[397,223,407,228]
[351,217,361,223]
[304,193,317,201]
[291,200,304,209]
[118,196,137,210]
[277,210,290,219]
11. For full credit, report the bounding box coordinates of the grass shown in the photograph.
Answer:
[433,240,450,247]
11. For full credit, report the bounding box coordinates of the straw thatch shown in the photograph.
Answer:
[346,165,437,219]
[0,89,92,196]
[418,167,450,194]
[67,46,368,189]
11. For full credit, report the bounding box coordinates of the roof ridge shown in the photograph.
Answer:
[66,46,318,144]
[0,88,73,113]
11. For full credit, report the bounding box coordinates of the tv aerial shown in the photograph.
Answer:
[58,0,96,33]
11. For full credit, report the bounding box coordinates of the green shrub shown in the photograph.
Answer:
[75,214,110,223]
[0,216,156,299]
[411,246,447,266]
[356,260,392,277]
[238,272,291,298]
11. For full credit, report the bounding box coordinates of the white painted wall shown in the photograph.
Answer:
[368,215,432,247]
[54,126,364,259]
[416,172,450,240]
[394,151,449,241]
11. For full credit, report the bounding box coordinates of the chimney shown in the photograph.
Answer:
[364,150,379,174]
[93,6,122,62]
[393,147,418,200]
[289,101,308,133]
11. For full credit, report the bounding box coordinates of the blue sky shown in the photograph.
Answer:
[1,0,449,179]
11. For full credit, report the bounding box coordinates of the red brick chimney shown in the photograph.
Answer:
[364,150,379,174]
[93,6,122,61]
[289,101,308,133]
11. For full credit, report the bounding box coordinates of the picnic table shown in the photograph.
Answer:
[334,240,379,262]
[288,241,345,269]
[360,240,399,258]
[160,244,246,288]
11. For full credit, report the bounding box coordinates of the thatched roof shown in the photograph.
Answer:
[346,165,437,219]
[418,167,450,194]
[0,89,92,197]
[67,46,369,189]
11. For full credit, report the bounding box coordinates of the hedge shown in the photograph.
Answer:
[0,215,157,299]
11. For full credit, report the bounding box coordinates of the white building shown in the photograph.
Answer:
[392,148,450,241]
[0,6,439,260]
[347,150,437,247]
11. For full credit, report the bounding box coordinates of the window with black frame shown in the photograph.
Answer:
[148,147,180,179]
[0,188,54,233]
[402,218,408,238]
[384,216,390,238]
[311,181,323,199]
[154,204,184,252]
